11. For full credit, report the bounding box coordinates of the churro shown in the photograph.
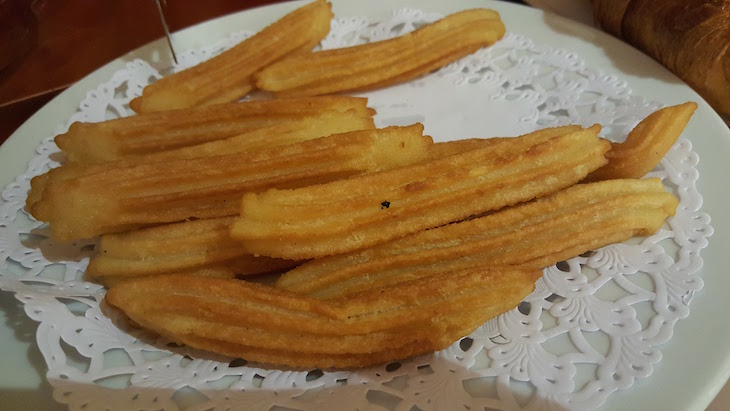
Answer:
[230,125,610,259]
[585,102,697,181]
[130,0,334,112]
[87,217,298,280]
[28,110,374,211]
[276,179,678,299]
[255,8,505,96]
[56,96,374,164]
[36,124,432,241]
[106,267,540,368]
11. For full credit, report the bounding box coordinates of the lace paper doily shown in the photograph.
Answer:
[0,8,713,411]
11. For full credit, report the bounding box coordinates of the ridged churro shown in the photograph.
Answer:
[105,267,541,368]
[56,96,374,164]
[255,8,505,96]
[27,111,374,211]
[276,179,678,299]
[585,102,697,181]
[230,125,611,259]
[36,125,433,241]
[87,217,298,280]
[426,102,697,184]
[129,0,334,113]
[425,125,583,159]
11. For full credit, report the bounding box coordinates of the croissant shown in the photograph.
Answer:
[592,0,730,117]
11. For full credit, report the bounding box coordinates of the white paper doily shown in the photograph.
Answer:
[0,8,713,411]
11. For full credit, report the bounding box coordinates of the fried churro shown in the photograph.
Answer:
[129,0,334,113]
[585,102,697,181]
[28,111,374,211]
[36,124,432,241]
[56,96,374,164]
[230,125,611,259]
[105,267,540,368]
[425,125,583,159]
[255,8,505,96]
[276,179,677,299]
[87,217,298,280]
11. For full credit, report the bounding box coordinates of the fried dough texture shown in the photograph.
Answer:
[276,178,678,299]
[230,125,611,259]
[255,8,505,96]
[584,102,697,182]
[129,0,334,113]
[425,125,583,159]
[55,96,374,164]
[105,267,541,368]
[35,125,432,241]
[27,111,375,211]
[87,217,298,280]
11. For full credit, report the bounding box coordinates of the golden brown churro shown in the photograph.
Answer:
[276,179,678,299]
[105,267,540,368]
[425,125,583,159]
[255,8,505,96]
[56,96,374,164]
[230,125,611,259]
[585,102,697,181]
[27,111,375,211]
[87,217,298,280]
[35,125,433,241]
[129,0,334,113]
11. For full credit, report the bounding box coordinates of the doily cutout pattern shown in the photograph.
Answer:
[0,8,713,411]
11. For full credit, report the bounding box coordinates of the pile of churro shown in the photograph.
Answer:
[27,0,698,369]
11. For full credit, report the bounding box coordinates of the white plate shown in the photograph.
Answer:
[1,1,729,410]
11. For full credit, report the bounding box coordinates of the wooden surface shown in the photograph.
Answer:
[0,0,286,146]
